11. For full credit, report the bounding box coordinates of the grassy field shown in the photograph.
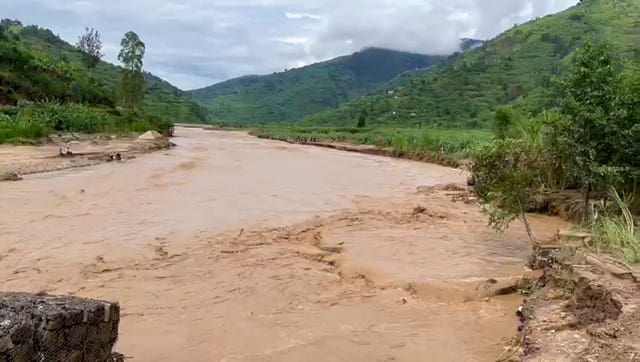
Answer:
[0,102,173,144]
[250,126,490,166]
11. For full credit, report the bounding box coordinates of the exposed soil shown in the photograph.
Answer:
[0,128,566,361]
[0,134,172,178]
[508,253,640,362]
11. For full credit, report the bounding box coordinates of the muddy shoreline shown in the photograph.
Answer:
[506,253,640,361]
[251,134,464,168]
[0,134,173,178]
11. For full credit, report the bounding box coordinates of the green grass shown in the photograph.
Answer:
[0,102,173,143]
[250,126,489,164]
[590,215,639,264]
[588,189,640,264]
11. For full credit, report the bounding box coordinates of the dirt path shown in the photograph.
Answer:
[0,127,564,361]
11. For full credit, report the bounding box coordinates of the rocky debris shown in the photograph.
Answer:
[557,230,592,244]
[417,183,467,194]
[528,190,610,222]
[412,206,427,215]
[58,145,73,157]
[0,292,120,362]
[138,130,163,140]
[466,175,476,186]
[0,172,21,182]
[531,230,587,269]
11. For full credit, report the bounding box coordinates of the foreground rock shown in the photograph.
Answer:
[0,292,120,361]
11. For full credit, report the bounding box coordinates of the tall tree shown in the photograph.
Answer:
[117,31,146,111]
[76,27,104,69]
[556,41,626,218]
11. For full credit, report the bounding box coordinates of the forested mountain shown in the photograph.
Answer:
[303,0,640,126]
[0,20,208,124]
[188,47,447,123]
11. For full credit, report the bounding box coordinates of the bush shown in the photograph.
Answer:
[0,117,47,143]
[0,101,175,143]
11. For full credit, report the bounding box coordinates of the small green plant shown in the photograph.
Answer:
[589,188,639,263]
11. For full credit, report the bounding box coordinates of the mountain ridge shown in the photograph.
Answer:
[302,0,640,127]
[188,47,449,123]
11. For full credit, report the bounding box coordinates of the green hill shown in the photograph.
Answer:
[1,20,208,124]
[188,47,447,124]
[303,0,640,127]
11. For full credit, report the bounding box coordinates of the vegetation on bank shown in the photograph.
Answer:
[0,19,207,126]
[0,102,173,144]
[0,20,175,143]
[472,41,639,263]
[250,126,489,166]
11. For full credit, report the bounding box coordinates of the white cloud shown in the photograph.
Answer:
[1,0,578,89]
[285,12,323,20]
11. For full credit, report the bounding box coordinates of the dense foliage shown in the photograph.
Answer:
[0,21,177,141]
[472,41,639,261]
[189,48,446,123]
[303,0,640,127]
[0,101,173,144]
[0,30,112,106]
[1,20,208,124]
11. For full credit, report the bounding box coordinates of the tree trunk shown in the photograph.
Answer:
[517,197,535,243]
[583,182,592,223]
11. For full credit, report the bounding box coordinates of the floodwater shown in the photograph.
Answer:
[0,128,563,361]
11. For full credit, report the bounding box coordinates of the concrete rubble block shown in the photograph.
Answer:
[0,292,120,362]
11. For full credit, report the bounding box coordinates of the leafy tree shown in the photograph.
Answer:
[76,27,104,69]
[555,41,629,218]
[473,139,537,242]
[118,31,145,111]
[118,31,145,72]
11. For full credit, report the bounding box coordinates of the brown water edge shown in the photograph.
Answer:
[252,135,462,168]
[0,127,565,361]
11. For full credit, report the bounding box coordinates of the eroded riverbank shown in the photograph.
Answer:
[0,127,564,361]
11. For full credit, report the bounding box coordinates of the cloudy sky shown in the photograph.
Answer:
[2,0,578,90]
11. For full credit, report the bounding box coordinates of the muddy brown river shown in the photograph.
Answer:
[0,127,563,361]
